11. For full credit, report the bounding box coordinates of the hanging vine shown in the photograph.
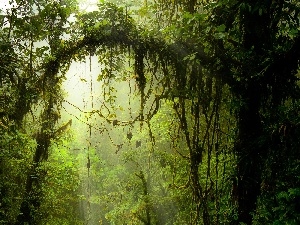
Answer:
[11,2,231,224]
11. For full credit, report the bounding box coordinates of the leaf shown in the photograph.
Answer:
[127,132,132,140]
[108,113,116,118]
[216,24,226,32]
[183,53,196,61]
[289,29,298,37]
[97,74,104,81]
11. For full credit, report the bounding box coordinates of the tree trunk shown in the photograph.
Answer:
[234,81,264,224]
[15,100,54,225]
[15,133,51,225]
[234,1,273,222]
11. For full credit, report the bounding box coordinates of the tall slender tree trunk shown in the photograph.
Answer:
[234,1,272,222]
[235,81,264,224]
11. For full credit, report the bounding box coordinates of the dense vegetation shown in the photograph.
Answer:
[0,0,299,224]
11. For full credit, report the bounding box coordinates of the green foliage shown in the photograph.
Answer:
[38,135,83,224]
[0,130,36,223]
[274,188,300,224]
[0,0,299,224]
[254,180,300,224]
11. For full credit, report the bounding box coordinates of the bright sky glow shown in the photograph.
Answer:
[0,0,12,12]
[78,0,99,12]
[0,0,100,13]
